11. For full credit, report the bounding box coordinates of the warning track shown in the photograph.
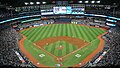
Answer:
[19,35,49,67]
[18,24,107,67]
[73,32,108,67]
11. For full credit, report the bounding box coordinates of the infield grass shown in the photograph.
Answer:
[20,24,106,67]
[44,40,78,57]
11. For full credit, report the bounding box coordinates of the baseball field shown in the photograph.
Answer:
[19,24,106,67]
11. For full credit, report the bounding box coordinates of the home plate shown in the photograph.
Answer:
[37,63,40,65]
[39,54,45,58]
[56,64,61,67]
[75,54,81,58]
[79,63,82,65]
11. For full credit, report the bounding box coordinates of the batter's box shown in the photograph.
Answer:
[75,54,81,58]
[39,54,45,58]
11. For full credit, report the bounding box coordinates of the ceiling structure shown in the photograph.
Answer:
[0,0,120,7]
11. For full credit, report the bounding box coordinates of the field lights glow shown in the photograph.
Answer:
[91,1,95,3]
[36,2,40,4]
[42,2,46,4]
[78,1,82,3]
[25,2,28,5]
[97,1,100,3]
[30,2,34,5]
[85,1,89,3]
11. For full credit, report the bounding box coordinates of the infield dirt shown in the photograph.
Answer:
[35,36,88,48]
[18,24,107,67]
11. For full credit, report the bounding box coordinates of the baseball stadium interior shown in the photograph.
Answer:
[0,0,120,68]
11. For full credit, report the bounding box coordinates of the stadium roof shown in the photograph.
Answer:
[0,0,120,7]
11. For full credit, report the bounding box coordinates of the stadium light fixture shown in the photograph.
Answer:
[25,2,29,5]
[78,1,82,3]
[30,2,34,5]
[42,2,46,4]
[96,1,100,3]
[91,1,95,3]
[85,1,89,3]
[36,2,40,4]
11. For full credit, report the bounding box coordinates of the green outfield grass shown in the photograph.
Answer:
[20,24,106,67]
[24,39,56,66]
[62,38,100,67]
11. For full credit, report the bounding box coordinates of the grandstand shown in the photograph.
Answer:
[0,0,120,67]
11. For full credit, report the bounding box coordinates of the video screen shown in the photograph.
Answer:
[53,6,72,14]
[53,6,85,14]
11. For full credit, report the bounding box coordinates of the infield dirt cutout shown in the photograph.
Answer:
[35,36,88,48]
[34,36,90,64]
[19,24,107,67]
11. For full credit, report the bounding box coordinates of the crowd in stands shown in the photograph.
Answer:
[86,10,120,17]
[85,26,120,67]
[0,8,19,21]
[18,11,41,16]
[0,9,12,21]
[96,27,120,66]
[0,8,40,22]
[0,12,11,18]
[71,19,86,24]
[0,26,36,67]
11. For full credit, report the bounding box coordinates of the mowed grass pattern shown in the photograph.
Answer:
[20,24,106,67]
[62,38,100,67]
[21,24,106,42]
[44,40,78,57]
[24,39,56,66]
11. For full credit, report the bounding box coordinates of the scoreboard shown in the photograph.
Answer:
[40,4,85,15]
[53,6,72,14]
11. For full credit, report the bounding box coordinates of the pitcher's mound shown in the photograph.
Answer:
[57,45,64,50]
